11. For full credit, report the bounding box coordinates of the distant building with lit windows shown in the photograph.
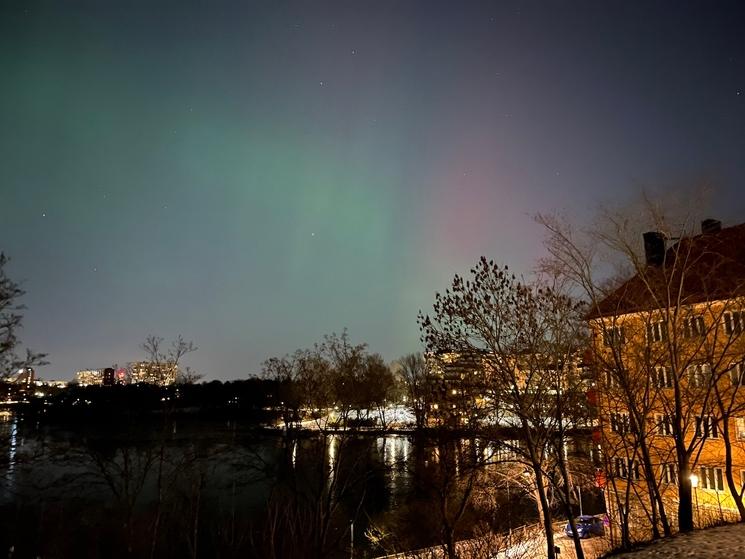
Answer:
[75,369,103,386]
[9,367,35,387]
[129,361,178,386]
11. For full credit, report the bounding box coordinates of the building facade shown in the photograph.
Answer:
[590,220,745,538]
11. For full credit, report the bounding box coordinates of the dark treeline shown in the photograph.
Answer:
[7,379,282,424]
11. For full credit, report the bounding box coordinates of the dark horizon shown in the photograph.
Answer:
[2,1,745,380]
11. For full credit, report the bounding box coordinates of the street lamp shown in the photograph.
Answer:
[690,473,700,528]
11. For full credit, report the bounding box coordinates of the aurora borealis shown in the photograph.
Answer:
[2,1,745,380]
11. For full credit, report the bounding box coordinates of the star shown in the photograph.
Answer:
[351,49,356,55]
[41,212,46,217]
[319,81,325,86]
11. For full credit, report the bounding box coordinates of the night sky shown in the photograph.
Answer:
[2,1,745,381]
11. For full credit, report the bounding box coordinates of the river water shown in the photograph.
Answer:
[0,413,425,557]
[0,412,561,558]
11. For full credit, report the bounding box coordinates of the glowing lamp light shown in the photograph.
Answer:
[690,473,699,488]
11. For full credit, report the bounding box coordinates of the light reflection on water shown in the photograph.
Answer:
[377,434,411,469]
[328,433,339,472]
[376,434,412,506]
[1,412,19,496]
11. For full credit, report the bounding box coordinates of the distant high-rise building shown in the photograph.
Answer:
[102,367,115,386]
[129,361,178,386]
[75,369,103,386]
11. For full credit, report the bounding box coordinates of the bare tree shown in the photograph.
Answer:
[262,350,307,431]
[419,257,590,559]
[135,334,198,385]
[0,252,45,376]
[362,353,398,429]
[394,352,434,430]
[256,331,391,558]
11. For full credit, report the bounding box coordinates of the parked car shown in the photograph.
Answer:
[564,515,604,538]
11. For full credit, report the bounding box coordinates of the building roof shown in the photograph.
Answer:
[587,222,745,320]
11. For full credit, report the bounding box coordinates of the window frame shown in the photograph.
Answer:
[736,417,745,441]
[613,457,640,481]
[603,326,626,348]
[647,321,668,343]
[683,315,706,339]
[724,311,744,336]
[687,362,712,388]
[661,463,678,485]
[700,466,725,491]
[610,412,631,435]
[655,413,673,436]
[695,415,719,439]
[651,365,673,389]
[731,363,745,387]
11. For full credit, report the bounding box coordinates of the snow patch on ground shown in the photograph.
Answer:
[610,523,745,558]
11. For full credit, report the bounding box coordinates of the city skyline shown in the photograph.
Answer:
[2,1,745,380]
